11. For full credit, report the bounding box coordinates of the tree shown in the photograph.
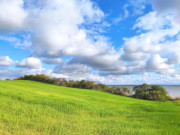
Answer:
[133,84,168,101]
[113,87,123,95]
[122,87,131,95]
[133,83,150,99]
[147,85,168,101]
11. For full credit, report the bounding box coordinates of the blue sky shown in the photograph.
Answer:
[1,0,180,84]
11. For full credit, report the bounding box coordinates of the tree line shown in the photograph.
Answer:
[14,74,131,96]
[14,74,171,101]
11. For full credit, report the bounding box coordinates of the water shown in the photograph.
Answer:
[161,86,180,97]
[109,85,180,98]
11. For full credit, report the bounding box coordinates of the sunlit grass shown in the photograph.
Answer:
[0,80,179,135]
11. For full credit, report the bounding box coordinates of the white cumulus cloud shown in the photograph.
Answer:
[0,56,14,66]
[0,0,27,32]
[17,57,42,69]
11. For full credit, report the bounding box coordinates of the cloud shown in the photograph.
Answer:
[128,0,150,15]
[0,56,14,66]
[121,33,161,62]
[133,11,180,35]
[0,35,32,48]
[54,63,92,80]
[16,57,42,69]
[24,0,105,58]
[168,52,180,65]
[113,4,129,24]
[120,10,180,74]
[69,52,120,68]
[146,54,174,73]
[152,0,180,24]
[128,0,180,24]
[0,0,121,81]
[58,8,180,76]
[0,0,124,78]
[152,0,180,12]
[0,0,107,57]
[43,58,62,65]
[0,0,27,32]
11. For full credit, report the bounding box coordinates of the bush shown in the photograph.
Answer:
[148,85,168,101]
[15,74,55,84]
[105,86,132,96]
[174,97,180,100]
[133,84,168,101]
[169,96,180,101]
[122,87,131,96]
[92,84,108,91]
[133,83,150,99]
[107,86,122,95]
[115,87,123,95]
[168,96,174,101]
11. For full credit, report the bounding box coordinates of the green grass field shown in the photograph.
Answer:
[0,80,179,135]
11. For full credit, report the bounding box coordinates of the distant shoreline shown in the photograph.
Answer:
[108,85,180,86]
[108,85,180,97]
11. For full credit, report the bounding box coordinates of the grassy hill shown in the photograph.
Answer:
[0,80,179,135]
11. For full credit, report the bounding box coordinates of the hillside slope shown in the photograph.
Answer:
[0,80,179,135]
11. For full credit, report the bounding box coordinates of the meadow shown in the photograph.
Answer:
[0,80,179,135]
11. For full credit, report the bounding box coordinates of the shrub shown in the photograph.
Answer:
[79,80,87,89]
[168,96,180,101]
[133,83,150,99]
[174,97,180,101]
[148,85,168,101]
[168,96,174,101]
[115,87,123,95]
[15,74,55,84]
[133,84,168,101]
[93,84,108,91]
[59,78,68,86]
[105,86,131,96]
[122,87,131,95]
[107,86,122,95]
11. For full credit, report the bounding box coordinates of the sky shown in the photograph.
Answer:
[0,0,180,85]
